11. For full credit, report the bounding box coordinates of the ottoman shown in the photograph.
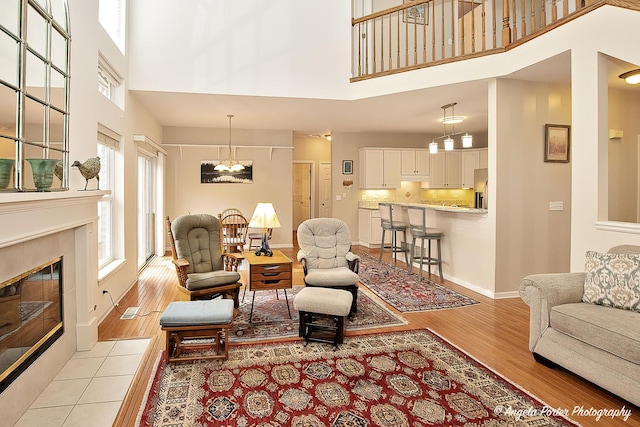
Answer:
[293,287,353,350]
[160,299,234,363]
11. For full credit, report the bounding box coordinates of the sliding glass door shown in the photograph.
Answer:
[137,154,155,269]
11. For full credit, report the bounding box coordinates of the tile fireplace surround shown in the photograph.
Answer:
[0,191,106,426]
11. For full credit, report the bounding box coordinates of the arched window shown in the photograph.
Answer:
[0,0,71,191]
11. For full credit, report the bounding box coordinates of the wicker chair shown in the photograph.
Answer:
[166,214,242,305]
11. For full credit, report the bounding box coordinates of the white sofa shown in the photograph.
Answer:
[519,245,640,406]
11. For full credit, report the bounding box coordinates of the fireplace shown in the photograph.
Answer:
[0,258,64,393]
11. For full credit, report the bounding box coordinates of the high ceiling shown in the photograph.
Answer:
[130,51,639,138]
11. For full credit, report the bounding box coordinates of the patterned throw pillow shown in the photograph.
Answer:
[582,251,640,312]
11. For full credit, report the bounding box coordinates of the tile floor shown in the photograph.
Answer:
[14,338,150,427]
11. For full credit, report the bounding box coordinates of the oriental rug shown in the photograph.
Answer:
[137,329,579,427]
[357,251,479,312]
[230,287,406,343]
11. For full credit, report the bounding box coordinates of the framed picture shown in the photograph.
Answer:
[403,0,428,25]
[544,124,570,163]
[200,160,253,183]
[342,160,353,175]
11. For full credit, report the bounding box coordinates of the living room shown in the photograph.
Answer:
[0,0,639,425]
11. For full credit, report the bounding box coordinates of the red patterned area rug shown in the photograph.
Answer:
[137,330,579,427]
[230,286,407,343]
[357,251,480,312]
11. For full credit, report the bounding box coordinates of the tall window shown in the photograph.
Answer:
[98,0,126,53]
[0,0,71,191]
[97,125,119,268]
[137,154,155,269]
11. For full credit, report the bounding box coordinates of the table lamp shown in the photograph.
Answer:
[248,202,281,256]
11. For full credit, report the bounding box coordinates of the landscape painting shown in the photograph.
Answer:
[200,161,253,183]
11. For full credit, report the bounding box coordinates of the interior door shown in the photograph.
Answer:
[319,162,331,217]
[292,162,311,229]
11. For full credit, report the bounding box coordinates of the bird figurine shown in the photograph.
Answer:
[72,157,101,190]
[54,160,63,184]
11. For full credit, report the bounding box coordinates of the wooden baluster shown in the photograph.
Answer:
[441,0,446,59]
[450,0,455,57]
[481,0,486,51]
[373,16,377,74]
[357,21,362,78]
[551,0,557,22]
[365,19,369,75]
[563,0,568,18]
[432,0,436,61]
[380,16,384,72]
[423,1,427,63]
[471,0,476,53]
[405,9,409,67]
[531,0,536,34]
[397,11,400,69]
[460,0,466,55]
[492,0,497,48]
[541,0,546,27]
[413,8,424,65]
[389,13,392,70]
[502,0,512,45]
[520,0,527,37]
[511,0,517,40]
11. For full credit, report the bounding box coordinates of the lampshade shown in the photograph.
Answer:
[429,141,438,154]
[444,137,454,151]
[249,202,281,229]
[462,133,473,148]
[620,69,640,85]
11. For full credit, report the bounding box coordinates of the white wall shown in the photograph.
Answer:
[570,7,640,271]
[163,127,294,248]
[128,0,353,100]
[494,79,572,293]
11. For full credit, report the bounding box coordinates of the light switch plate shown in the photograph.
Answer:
[336,195,342,201]
[549,201,563,211]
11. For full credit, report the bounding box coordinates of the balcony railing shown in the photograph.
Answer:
[351,0,628,80]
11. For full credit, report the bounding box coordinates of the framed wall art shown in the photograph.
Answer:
[403,0,428,25]
[200,160,253,183]
[544,124,570,163]
[342,160,353,175]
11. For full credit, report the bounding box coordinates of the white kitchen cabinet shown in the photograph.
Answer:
[479,147,488,169]
[461,150,480,188]
[401,149,430,181]
[359,148,401,189]
[358,208,382,247]
[428,151,461,188]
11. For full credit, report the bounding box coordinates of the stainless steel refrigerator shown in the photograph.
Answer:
[474,168,488,209]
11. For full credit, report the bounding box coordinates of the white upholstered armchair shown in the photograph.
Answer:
[296,218,360,314]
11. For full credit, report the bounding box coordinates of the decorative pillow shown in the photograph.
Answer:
[582,251,640,312]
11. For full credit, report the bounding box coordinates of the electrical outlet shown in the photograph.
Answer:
[336,195,342,201]
[342,193,347,199]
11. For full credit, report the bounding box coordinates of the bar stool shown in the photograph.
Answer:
[406,205,444,281]
[378,202,409,266]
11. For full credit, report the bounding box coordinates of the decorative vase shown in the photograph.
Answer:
[26,158,58,191]
[0,159,14,189]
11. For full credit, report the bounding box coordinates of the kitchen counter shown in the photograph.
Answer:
[358,200,487,215]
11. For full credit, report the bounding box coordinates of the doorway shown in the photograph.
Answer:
[319,162,331,217]
[137,154,155,269]
[292,162,312,230]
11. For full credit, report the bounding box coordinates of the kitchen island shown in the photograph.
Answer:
[358,201,494,297]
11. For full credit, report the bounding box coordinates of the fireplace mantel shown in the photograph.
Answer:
[0,191,108,248]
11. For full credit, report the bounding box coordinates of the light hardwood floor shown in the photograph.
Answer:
[99,245,639,426]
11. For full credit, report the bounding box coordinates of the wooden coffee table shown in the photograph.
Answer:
[244,249,292,322]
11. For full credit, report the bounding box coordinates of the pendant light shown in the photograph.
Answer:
[214,114,245,172]
[429,102,473,152]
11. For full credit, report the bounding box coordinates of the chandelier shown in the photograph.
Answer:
[214,114,245,172]
[429,102,473,154]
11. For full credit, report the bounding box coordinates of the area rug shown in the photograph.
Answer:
[137,329,579,427]
[357,251,479,312]
[230,287,406,342]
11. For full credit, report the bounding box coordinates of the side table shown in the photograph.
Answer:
[244,250,293,322]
